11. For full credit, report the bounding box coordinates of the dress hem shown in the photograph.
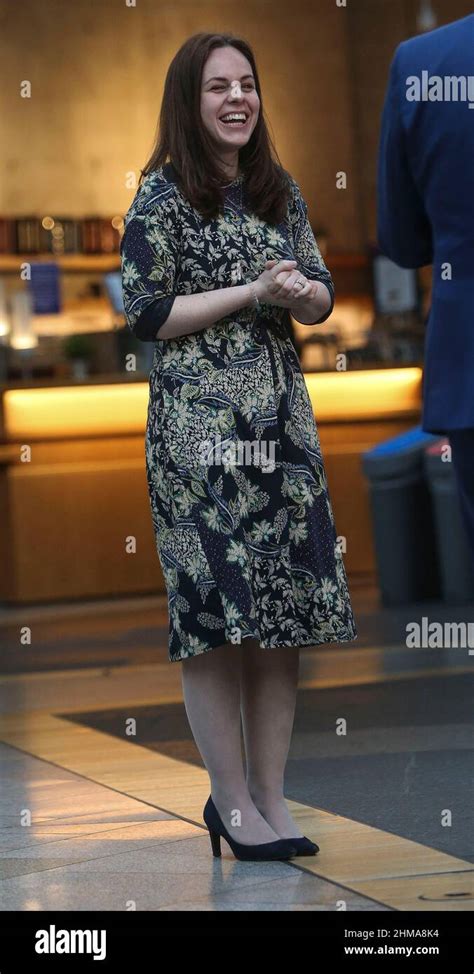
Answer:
[169,627,358,662]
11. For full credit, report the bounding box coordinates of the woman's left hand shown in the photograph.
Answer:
[264,259,318,306]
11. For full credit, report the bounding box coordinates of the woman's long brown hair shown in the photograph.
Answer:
[140,32,291,225]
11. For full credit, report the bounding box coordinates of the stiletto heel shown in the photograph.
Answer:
[203,795,297,862]
[209,828,221,857]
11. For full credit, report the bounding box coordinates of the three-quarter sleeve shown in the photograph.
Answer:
[120,182,181,341]
[287,176,335,324]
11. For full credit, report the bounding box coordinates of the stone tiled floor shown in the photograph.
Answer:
[0,747,383,911]
[0,586,472,912]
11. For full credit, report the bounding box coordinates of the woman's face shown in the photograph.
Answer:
[200,46,260,156]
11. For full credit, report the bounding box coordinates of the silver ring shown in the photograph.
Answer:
[294,278,304,290]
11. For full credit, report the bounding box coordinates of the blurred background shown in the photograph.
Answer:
[1,0,473,669]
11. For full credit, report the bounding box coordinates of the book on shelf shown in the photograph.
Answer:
[0,216,121,255]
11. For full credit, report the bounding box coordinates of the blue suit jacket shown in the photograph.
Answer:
[377,14,474,433]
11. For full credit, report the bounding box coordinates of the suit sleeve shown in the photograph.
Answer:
[120,189,180,341]
[377,47,433,268]
[287,177,335,324]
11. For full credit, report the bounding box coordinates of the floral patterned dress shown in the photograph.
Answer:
[120,162,357,661]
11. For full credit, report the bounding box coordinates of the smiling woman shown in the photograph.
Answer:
[201,63,258,151]
[139,32,291,224]
[120,30,356,861]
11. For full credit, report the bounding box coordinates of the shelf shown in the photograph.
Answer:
[0,254,120,273]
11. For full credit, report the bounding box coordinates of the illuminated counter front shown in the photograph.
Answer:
[304,367,422,422]
[0,367,422,604]
[2,381,150,441]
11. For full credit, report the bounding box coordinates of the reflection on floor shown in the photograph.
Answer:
[0,587,473,911]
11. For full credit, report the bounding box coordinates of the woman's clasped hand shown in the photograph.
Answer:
[252,258,320,309]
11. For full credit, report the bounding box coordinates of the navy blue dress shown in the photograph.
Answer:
[120,162,357,661]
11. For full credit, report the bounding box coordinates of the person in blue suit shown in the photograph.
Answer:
[377,13,474,561]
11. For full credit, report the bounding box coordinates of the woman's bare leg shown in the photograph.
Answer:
[181,639,282,844]
[241,642,304,838]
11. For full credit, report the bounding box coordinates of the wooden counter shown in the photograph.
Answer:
[0,368,422,604]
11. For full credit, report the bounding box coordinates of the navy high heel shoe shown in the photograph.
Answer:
[248,795,320,855]
[203,795,297,862]
[287,835,319,856]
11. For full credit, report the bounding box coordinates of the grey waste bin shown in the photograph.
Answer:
[362,426,441,605]
[424,440,474,603]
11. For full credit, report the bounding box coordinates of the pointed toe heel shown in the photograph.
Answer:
[289,836,319,856]
[203,795,297,862]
